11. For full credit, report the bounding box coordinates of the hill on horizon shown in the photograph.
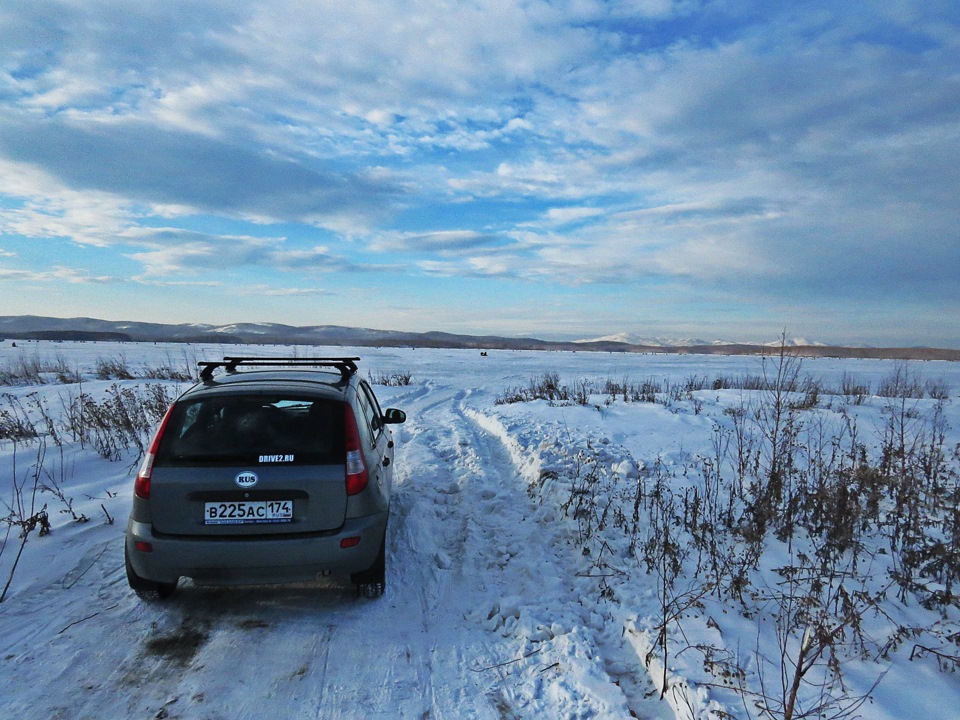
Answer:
[0,315,957,361]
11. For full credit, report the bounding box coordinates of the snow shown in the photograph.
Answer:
[0,341,958,719]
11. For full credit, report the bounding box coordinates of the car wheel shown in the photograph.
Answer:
[125,545,178,601]
[351,532,386,599]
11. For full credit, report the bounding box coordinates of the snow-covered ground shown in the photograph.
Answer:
[1,341,958,719]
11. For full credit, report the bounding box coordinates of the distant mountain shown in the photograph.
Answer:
[760,337,828,348]
[576,332,828,348]
[0,315,558,350]
[576,333,735,347]
[0,316,956,361]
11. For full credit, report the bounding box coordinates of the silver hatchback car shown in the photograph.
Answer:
[125,357,405,600]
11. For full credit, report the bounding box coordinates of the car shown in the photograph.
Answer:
[124,356,406,600]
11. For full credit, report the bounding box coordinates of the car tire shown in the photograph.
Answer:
[125,545,178,601]
[351,532,386,599]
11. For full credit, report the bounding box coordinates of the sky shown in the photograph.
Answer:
[0,1,958,347]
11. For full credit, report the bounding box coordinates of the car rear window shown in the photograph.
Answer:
[155,394,345,466]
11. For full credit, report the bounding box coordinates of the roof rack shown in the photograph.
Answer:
[198,357,360,382]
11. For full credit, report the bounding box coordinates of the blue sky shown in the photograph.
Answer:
[0,1,958,347]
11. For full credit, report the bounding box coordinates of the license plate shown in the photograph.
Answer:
[204,500,293,525]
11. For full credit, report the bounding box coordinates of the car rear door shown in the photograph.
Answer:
[149,392,349,536]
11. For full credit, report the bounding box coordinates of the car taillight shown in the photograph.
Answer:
[345,404,368,495]
[135,403,176,499]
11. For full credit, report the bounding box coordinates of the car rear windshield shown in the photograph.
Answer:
[155,394,345,466]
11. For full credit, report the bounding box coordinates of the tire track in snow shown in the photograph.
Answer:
[455,400,674,720]
[390,385,642,718]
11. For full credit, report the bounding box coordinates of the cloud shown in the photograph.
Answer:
[370,230,505,255]
[0,265,119,284]
[123,228,366,276]
[0,117,405,227]
[0,159,137,246]
[0,0,596,157]
[132,278,223,288]
[541,207,606,226]
[232,284,333,297]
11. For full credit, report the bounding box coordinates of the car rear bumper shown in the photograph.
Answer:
[125,513,387,586]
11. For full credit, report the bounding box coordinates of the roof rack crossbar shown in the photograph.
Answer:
[198,356,360,382]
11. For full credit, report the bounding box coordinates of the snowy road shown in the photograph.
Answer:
[0,375,646,720]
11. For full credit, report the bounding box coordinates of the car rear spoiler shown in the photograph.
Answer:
[198,357,360,382]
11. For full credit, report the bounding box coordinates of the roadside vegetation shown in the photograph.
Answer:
[0,352,194,601]
[503,344,958,719]
[0,351,196,386]
[368,370,413,386]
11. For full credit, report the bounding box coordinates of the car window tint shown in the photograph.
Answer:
[353,399,373,449]
[355,387,379,442]
[156,395,345,466]
[361,381,385,422]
